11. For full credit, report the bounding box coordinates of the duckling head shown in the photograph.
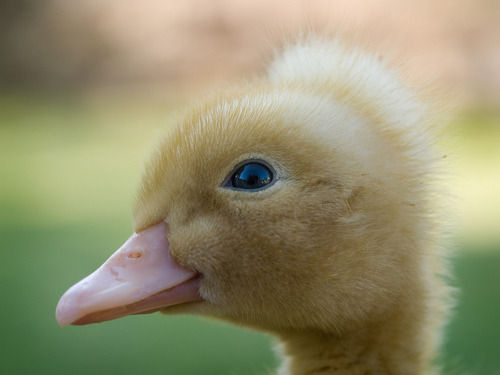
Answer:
[56,38,443,340]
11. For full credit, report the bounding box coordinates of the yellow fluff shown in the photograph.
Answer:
[134,35,452,374]
[86,34,455,374]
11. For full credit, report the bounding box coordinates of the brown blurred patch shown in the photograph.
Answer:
[1,0,499,109]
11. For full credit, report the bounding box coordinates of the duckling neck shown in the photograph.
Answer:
[275,317,437,375]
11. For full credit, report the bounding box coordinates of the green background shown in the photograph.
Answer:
[1,94,499,374]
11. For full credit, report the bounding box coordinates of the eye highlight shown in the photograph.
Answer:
[223,161,275,191]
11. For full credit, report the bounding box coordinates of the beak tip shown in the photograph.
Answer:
[55,293,78,327]
[55,313,69,327]
[55,308,69,327]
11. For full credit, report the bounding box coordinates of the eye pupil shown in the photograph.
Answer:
[229,162,273,190]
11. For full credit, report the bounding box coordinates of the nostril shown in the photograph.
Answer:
[127,251,142,259]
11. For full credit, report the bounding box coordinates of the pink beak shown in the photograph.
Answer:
[55,222,201,327]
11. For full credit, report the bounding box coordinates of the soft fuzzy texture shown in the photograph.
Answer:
[134,34,452,375]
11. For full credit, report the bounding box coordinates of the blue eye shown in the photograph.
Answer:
[225,161,274,191]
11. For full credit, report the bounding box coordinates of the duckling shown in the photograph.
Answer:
[56,34,452,375]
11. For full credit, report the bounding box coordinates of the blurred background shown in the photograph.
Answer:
[1,0,499,374]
